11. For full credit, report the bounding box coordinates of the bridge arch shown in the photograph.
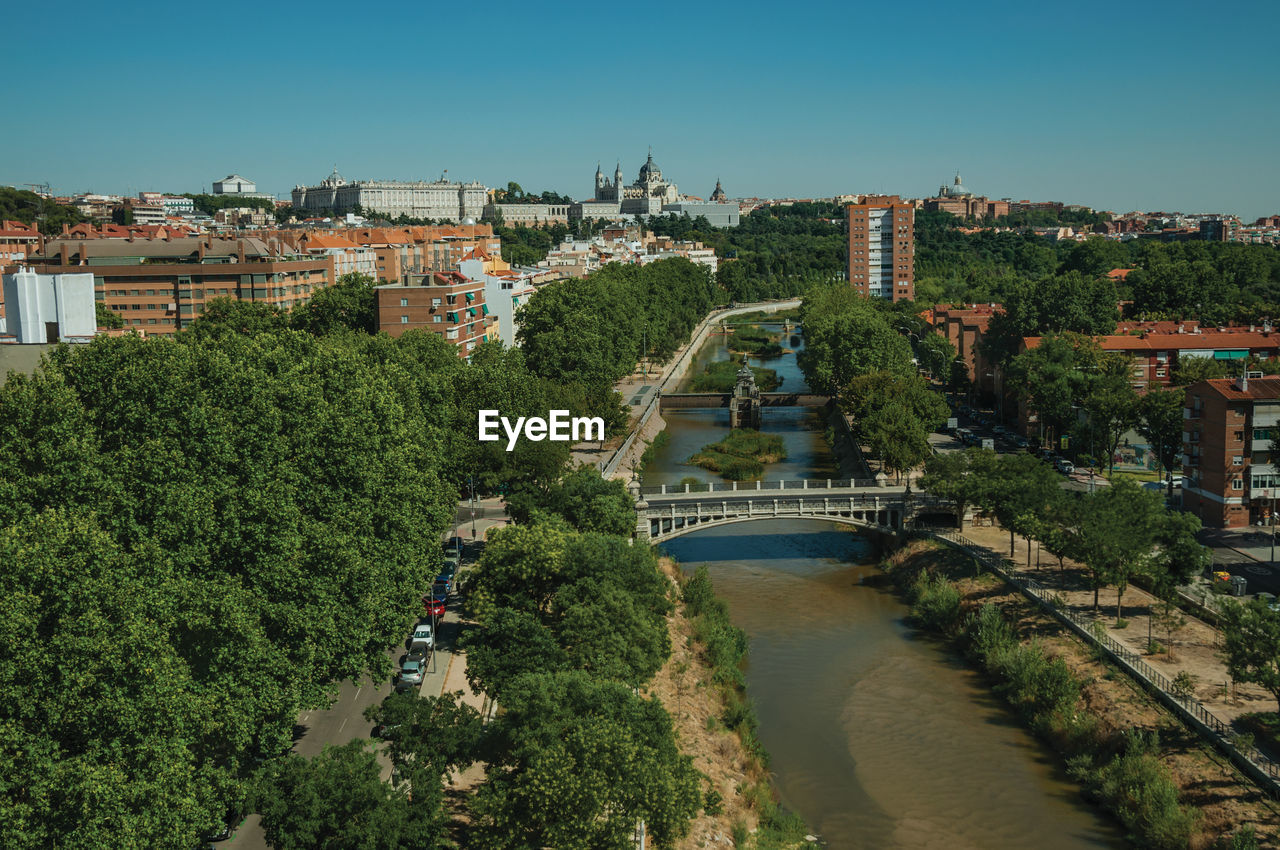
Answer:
[646,512,899,543]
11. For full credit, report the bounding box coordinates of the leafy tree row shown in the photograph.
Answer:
[922,451,1208,619]
[0,322,462,846]
[517,257,720,394]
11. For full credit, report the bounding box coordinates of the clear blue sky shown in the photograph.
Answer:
[4,0,1278,218]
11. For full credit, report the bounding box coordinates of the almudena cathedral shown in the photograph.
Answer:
[291,167,487,222]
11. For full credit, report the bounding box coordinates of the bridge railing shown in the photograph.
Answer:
[641,478,882,496]
[644,495,951,517]
[916,526,1280,799]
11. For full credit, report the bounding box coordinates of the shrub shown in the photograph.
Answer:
[909,572,962,633]
[703,788,723,816]
[990,641,1082,720]
[682,565,717,618]
[965,603,1017,659]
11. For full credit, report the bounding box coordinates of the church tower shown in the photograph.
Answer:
[614,161,624,200]
[710,178,726,202]
[595,163,604,200]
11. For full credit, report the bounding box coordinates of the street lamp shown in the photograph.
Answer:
[469,473,477,540]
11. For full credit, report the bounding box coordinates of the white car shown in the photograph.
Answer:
[1055,458,1075,475]
[410,622,434,651]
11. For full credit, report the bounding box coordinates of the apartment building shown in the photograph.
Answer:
[1182,375,1280,528]
[374,271,493,357]
[1022,327,1280,393]
[23,237,332,337]
[847,195,914,301]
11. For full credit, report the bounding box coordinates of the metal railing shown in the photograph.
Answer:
[919,526,1280,797]
[641,478,884,496]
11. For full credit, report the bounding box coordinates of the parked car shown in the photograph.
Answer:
[1055,458,1075,474]
[396,658,425,690]
[434,576,453,596]
[410,622,434,651]
[423,595,446,619]
[1013,436,1030,449]
[443,537,465,555]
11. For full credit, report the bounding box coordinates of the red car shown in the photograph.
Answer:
[422,596,446,619]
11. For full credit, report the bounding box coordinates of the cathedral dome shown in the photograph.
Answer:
[639,152,660,177]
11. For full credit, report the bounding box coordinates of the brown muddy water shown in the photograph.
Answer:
[649,326,1124,848]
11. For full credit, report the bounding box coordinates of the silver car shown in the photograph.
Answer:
[396,659,425,690]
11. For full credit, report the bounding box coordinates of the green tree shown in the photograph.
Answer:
[920,448,999,531]
[94,302,124,329]
[862,402,933,483]
[798,284,914,394]
[507,466,634,535]
[259,740,447,850]
[985,452,1062,562]
[1220,600,1280,713]
[185,297,287,339]
[1081,356,1141,474]
[469,671,700,850]
[290,273,378,335]
[363,691,485,779]
[981,271,1118,367]
[1138,386,1187,495]
[461,607,569,699]
[1004,333,1101,445]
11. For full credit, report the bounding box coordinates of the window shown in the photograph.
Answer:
[1234,431,1245,442]
[1233,456,1244,466]
[1255,428,1272,441]
[1156,369,1166,378]
[431,297,442,307]
[400,297,408,307]
[147,304,156,310]
[147,318,156,325]
[145,289,155,296]
[1233,477,1244,490]
[433,315,442,323]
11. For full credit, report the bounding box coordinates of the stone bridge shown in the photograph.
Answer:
[629,479,955,542]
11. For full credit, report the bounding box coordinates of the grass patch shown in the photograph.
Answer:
[728,325,784,357]
[688,357,782,392]
[688,429,787,481]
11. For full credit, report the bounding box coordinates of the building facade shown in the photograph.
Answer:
[374,272,493,357]
[481,203,571,226]
[25,237,332,337]
[1182,376,1280,528]
[847,195,914,301]
[292,167,486,222]
[922,174,1010,219]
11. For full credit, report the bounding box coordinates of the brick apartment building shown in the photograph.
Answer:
[1182,376,1280,528]
[374,271,494,357]
[21,237,332,336]
[847,196,914,301]
[1022,327,1280,394]
[932,304,1000,392]
[262,224,501,282]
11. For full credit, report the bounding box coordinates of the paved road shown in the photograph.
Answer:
[221,533,488,849]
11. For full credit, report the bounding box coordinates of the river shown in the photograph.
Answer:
[647,324,1124,848]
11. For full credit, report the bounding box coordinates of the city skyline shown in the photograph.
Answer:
[2,0,1278,219]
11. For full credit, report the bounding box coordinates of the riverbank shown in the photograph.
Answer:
[648,557,812,850]
[881,538,1280,848]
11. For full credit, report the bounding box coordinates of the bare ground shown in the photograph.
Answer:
[645,557,770,849]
